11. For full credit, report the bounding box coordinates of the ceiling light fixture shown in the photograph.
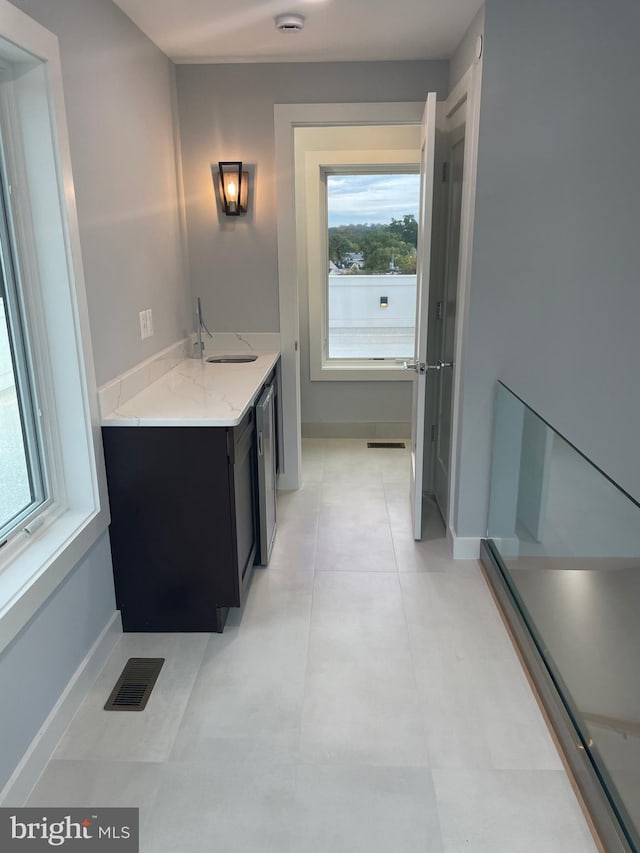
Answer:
[274,13,305,33]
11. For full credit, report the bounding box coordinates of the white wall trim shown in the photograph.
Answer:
[302,421,411,439]
[0,610,121,806]
[446,59,484,534]
[274,102,424,490]
[450,530,482,559]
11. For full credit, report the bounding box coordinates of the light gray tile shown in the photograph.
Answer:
[170,585,311,751]
[308,571,409,662]
[433,769,598,852]
[314,542,397,573]
[233,569,313,635]
[268,528,317,570]
[400,571,514,661]
[253,563,316,595]
[278,481,322,520]
[321,459,383,486]
[54,634,209,763]
[393,541,454,572]
[26,760,162,836]
[143,762,296,853]
[320,481,388,511]
[299,656,429,766]
[170,730,300,767]
[413,653,561,771]
[169,648,305,756]
[315,517,397,572]
[311,570,404,620]
[290,765,443,853]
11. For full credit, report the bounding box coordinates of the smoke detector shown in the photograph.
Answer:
[275,13,305,33]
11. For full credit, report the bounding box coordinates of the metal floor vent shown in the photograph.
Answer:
[104,658,164,712]
[367,441,406,449]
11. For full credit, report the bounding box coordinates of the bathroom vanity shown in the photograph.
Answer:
[101,351,280,632]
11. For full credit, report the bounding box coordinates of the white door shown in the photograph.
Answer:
[408,92,437,540]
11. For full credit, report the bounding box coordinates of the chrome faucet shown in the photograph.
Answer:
[192,296,213,358]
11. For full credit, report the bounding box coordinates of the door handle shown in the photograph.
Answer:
[403,361,453,373]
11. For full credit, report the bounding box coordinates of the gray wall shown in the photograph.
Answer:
[2,0,186,793]
[176,60,449,332]
[10,0,190,386]
[0,535,115,791]
[449,6,484,94]
[454,0,640,538]
[176,60,448,427]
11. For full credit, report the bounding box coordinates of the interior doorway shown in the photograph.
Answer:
[275,62,483,555]
[294,123,421,439]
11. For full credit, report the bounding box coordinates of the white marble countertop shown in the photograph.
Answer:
[101,351,280,427]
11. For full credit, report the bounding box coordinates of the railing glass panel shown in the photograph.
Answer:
[487,382,640,848]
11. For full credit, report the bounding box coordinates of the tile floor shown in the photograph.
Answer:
[25,439,598,852]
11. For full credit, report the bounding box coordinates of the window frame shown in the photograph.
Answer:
[304,148,420,382]
[0,2,110,656]
[0,73,62,544]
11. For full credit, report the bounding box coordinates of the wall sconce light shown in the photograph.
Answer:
[380,296,389,308]
[215,161,249,216]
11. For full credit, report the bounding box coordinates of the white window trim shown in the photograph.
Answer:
[0,2,109,656]
[303,148,419,382]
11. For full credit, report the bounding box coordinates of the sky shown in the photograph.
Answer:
[327,173,420,228]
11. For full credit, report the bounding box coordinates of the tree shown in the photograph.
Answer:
[328,233,355,264]
[389,214,418,248]
[328,215,418,272]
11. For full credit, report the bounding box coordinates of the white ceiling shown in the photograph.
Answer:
[111,0,484,64]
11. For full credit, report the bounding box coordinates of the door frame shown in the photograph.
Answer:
[273,54,482,559]
[274,101,424,490]
[443,60,483,555]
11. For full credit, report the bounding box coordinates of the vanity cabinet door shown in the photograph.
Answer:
[103,425,240,631]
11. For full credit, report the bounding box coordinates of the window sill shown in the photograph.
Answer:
[311,361,415,382]
[0,506,109,656]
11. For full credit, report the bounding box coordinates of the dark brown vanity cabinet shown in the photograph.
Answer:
[102,408,257,632]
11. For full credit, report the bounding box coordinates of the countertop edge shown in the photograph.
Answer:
[101,351,279,428]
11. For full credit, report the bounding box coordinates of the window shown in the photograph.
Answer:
[0,7,109,655]
[326,171,420,362]
[0,177,47,542]
[299,135,421,382]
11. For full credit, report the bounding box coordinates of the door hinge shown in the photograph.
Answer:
[442,162,449,183]
[431,424,437,442]
[435,300,443,321]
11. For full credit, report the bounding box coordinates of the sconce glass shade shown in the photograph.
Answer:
[216,161,248,215]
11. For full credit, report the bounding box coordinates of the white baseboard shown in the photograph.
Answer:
[450,529,482,559]
[0,611,122,806]
[302,422,411,439]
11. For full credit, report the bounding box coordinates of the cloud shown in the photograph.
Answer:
[327,173,420,227]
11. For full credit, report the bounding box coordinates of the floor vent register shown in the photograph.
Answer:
[104,657,165,711]
[366,441,406,449]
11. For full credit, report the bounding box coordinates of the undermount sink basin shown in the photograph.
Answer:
[206,354,258,364]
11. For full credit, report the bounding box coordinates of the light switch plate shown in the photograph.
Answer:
[146,308,153,337]
[139,310,148,340]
